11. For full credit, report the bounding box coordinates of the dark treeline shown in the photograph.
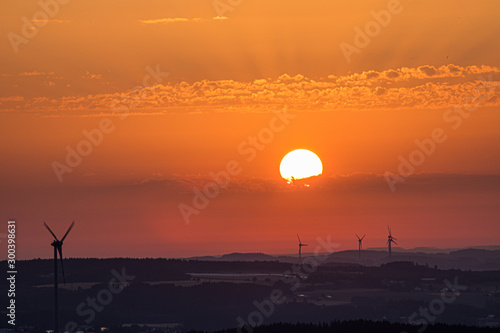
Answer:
[6,258,500,287]
[6,258,290,285]
[184,320,500,333]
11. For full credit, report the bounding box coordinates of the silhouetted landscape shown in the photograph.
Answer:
[3,248,500,332]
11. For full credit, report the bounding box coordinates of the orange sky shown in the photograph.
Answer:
[1,0,499,259]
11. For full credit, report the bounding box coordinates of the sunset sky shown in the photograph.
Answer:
[1,0,499,259]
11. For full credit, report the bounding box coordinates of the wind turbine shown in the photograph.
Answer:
[356,234,365,261]
[387,225,398,257]
[43,221,75,333]
[297,234,308,266]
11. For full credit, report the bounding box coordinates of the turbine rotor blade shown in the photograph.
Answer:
[61,221,75,242]
[297,234,301,244]
[355,234,360,240]
[361,235,365,240]
[43,222,59,242]
[303,244,308,246]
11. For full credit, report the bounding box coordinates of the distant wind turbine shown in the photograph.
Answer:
[297,234,308,266]
[356,234,365,261]
[387,225,398,257]
[43,221,75,333]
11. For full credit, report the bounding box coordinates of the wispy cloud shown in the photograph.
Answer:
[106,173,500,195]
[139,17,191,24]
[139,17,226,24]
[19,71,55,76]
[31,19,70,24]
[0,96,23,102]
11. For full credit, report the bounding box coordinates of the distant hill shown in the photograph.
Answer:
[188,252,278,262]
[321,249,500,270]
[185,247,500,270]
[367,245,500,253]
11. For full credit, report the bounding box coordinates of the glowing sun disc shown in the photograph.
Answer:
[280,149,323,181]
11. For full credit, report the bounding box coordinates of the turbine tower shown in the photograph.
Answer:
[297,234,308,266]
[356,234,365,261]
[43,221,75,333]
[387,225,398,257]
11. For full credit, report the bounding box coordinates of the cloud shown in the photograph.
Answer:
[19,71,55,76]
[2,64,499,115]
[374,87,386,95]
[139,18,190,24]
[418,65,437,77]
[31,19,70,24]
[333,64,498,86]
[104,173,500,196]
[139,17,226,24]
[82,71,102,80]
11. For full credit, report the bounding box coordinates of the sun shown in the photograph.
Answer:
[280,149,323,182]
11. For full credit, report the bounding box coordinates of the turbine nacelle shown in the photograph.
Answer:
[44,221,74,283]
[387,225,398,257]
[297,234,308,247]
[356,234,365,260]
